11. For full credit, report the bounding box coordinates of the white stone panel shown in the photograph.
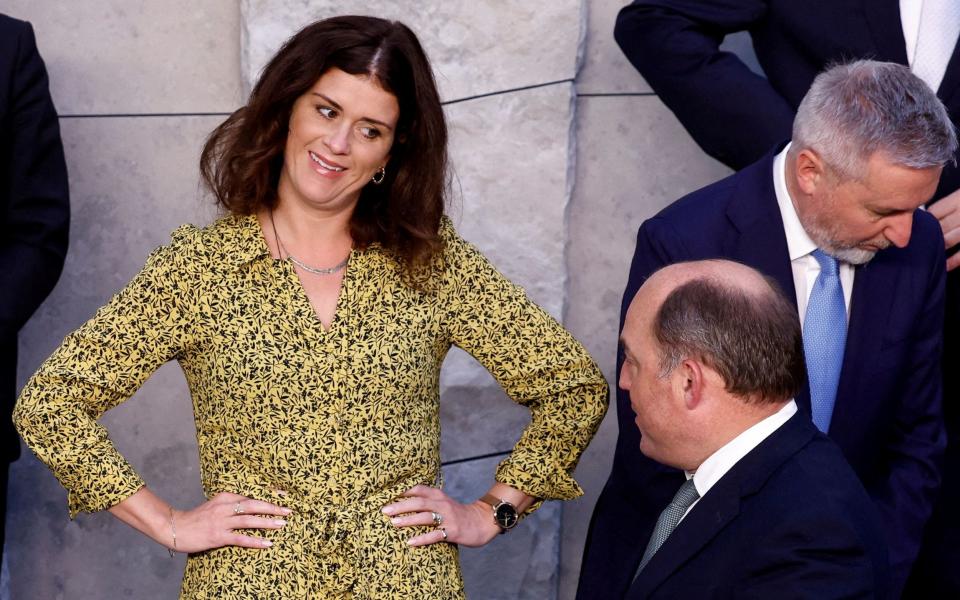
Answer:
[3,1,243,115]
[578,0,653,94]
[240,0,582,101]
[440,83,575,393]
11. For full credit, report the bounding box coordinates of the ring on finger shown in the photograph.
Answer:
[439,527,448,541]
[431,511,443,525]
[234,502,245,515]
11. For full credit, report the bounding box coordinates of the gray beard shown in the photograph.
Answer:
[801,216,886,265]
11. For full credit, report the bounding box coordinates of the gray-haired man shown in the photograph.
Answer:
[579,60,956,598]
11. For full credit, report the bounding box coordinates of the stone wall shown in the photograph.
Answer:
[3,1,752,598]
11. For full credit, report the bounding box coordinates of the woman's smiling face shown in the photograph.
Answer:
[277,67,400,213]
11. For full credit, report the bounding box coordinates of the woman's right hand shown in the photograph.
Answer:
[171,492,291,553]
[108,487,291,553]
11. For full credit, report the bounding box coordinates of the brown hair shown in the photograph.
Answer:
[653,274,806,403]
[200,16,447,276]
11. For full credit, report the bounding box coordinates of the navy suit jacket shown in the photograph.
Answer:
[614,1,960,592]
[624,412,888,600]
[579,150,946,597]
[613,0,960,201]
[0,14,69,463]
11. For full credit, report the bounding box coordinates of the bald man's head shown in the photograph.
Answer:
[625,260,805,404]
[620,260,805,468]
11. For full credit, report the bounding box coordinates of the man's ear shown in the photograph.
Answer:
[677,358,705,411]
[794,148,827,195]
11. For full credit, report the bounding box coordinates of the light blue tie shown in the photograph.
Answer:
[803,249,847,433]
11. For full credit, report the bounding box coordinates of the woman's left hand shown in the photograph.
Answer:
[382,484,501,547]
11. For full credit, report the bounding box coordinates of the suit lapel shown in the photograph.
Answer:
[723,151,796,304]
[627,414,817,599]
[723,150,810,411]
[626,488,740,599]
[828,252,899,438]
[863,0,908,64]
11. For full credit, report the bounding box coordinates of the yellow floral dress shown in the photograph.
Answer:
[14,214,607,599]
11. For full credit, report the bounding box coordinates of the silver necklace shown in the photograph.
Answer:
[269,209,350,275]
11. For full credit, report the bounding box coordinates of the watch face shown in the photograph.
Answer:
[495,503,519,529]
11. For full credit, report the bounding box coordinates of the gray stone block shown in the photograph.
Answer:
[445,83,574,320]
[2,1,242,115]
[17,115,221,383]
[240,0,582,101]
[443,455,561,600]
[578,0,653,95]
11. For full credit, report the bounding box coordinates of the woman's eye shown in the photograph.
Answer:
[359,126,381,140]
[317,106,337,119]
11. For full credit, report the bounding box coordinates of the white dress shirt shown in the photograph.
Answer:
[772,145,853,327]
[902,0,924,64]
[680,401,799,520]
[901,0,960,91]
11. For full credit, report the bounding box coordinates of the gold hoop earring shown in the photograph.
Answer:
[371,166,386,185]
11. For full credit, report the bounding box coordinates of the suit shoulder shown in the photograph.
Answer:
[0,14,29,35]
[912,208,945,251]
[0,15,33,52]
[638,172,741,250]
[764,436,877,524]
[657,173,739,222]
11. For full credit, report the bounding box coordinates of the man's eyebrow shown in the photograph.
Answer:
[311,93,394,130]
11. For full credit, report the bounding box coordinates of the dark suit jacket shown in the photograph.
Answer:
[613,0,960,200]
[579,150,945,597]
[621,411,888,600]
[0,14,70,463]
[614,2,960,593]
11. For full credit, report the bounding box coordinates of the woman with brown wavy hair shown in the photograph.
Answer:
[14,15,606,598]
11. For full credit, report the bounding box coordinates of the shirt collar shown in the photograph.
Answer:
[773,143,818,262]
[223,213,272,270]
[685,400,798,497]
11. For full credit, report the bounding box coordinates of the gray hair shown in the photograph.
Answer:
[792,60,957,179]
[654,274,805,404]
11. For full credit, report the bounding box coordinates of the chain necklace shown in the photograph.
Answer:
[269,209,350,275]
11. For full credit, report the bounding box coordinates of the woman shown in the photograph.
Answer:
[14,15,607,599]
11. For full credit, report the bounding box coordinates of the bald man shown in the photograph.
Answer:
[615,260,887,599]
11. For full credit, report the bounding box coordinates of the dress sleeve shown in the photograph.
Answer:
[13,225,201,517]
[438,221,608,506]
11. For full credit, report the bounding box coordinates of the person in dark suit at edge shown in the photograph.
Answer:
[608,4,960,592]
[579,60,956,598]
[616,259,887,599]
[0,12,70,564]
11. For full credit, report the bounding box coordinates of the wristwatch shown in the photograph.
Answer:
[480,494,519,533]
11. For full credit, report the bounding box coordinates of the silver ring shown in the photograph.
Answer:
[439,527,448,541]
[234,502,245,515]
[431,511,443,525]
